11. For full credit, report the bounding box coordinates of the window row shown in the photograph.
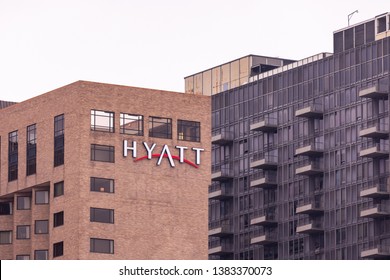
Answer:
[91,110,201,142]
[14,238,113,259]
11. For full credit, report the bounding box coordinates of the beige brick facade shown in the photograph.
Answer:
[0,81,210,260]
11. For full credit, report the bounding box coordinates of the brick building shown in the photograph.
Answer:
[0,81,211,260]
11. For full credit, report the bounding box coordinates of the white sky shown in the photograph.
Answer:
[0,0,389,102]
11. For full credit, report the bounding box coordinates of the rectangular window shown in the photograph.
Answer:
[16,225,30,239]
[91,110,114,132]
[120,113,143,135]
[35,220,49,234]
[54,114,64,166]
[17,197,31,210]
[90,207,114,224]
[91,144,114,162]
[34,250,48,260]
[177,120,200,142]
[90,238,114,254]
[53,241,64,258]
[26,124,37,176]
[0,231,12,244]
[0,202,13,215]
[16,255,30,260]
[54,181,64,197]
[149,116,172,139]
[35,190,49,204]
[90,177,114,193]
[53,211,64,227]
[8,130,18,181]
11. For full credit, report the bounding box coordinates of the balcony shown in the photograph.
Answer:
[250,210,277,226]
[361,245,390,259]
[359,85,388,99]
[250,154,278,170]
[208,184,233,200]
[250,173,277,189]
[212,130,234,145]
[295,162,323,176]
[211,167,234,182]
[360,183,390,199]
[296,220,324,234]
[359,144,389,159]
[208,220,233,237]
[250,116,277,133]
[360,203,390,219]
[250,232,277,245]
[295,103,323,119]
[359,121,389,139]
[296,197,324,215]
[208,243,233,256]
[295,141,324,157]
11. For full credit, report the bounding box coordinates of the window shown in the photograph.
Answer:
[35,220,49,234]
[16,225,30,239]
[91,110,114,132]
[0,231,12,244]
[17,196,31,210]
[0,202,13,215]
[149,116,172,139]
[53,211,64,227]
[90,207,114,224]
[90,238,114,254]
[54,114,64,166]
[120,113,143,135]
[34,250,48,260]
[26,124,37,176]
[91,144,114,162]
[54,181,64,197]
[177,120,200,142]
[53,241,64,258]
[8,130,18,181]
[35,190,49,204]
[90,177,114,193]
[16,255,30,260]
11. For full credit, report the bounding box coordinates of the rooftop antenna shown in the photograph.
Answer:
[348,10,359,26]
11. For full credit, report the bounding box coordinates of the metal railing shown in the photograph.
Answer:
[250,171,277,182]
[360,118,389,131]
[251,153,278,163]
[208,184,233,195]
[297,102,323,112]
[297,195,323,208]
[250,115,278,126]
[212,129,235,140]
[252,208,277,221]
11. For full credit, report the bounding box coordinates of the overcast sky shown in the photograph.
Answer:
[0,0,389,102]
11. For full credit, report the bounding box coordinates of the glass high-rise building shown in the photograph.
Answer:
[186,12,390,260]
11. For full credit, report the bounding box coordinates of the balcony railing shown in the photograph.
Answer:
[211,130,234,145]
[296,196,324,215]
[211,166,234,181]
[295,161,324,176]
[250,172,278,189]
[295,102,323,119]
[208,240,233,256]
[359,143,389,158]
[250,229,278,245]
[359,85,388,99]
[250,153,278,170]
[250,209,277,226]
[359,119,389,139]
[208,219,233,237]
[360,180,390,199]
[296,219,324,234]
[250,116,278,132]
[360,203,390,219]
[361,244,390,259]
[208,184,233,200]
[295,140,324,157]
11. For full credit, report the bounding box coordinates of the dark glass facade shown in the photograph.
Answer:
[209,17,390,260]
